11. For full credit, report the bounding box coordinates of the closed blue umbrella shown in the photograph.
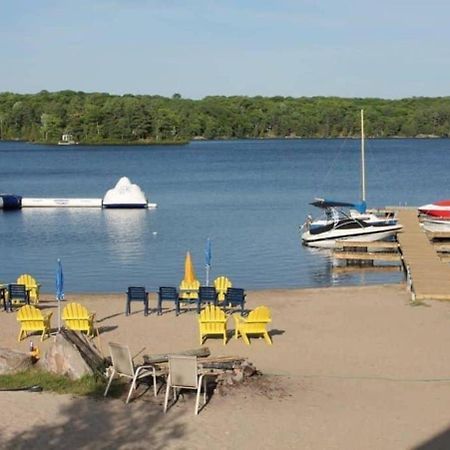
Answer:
[204,238,212,286]
[56,259,64,332]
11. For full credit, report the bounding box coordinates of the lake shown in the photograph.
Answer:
[0,138,449,293]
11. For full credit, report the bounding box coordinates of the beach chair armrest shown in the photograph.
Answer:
[233,314,245,326]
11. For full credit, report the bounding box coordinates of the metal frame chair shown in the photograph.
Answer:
[163,355,207,415]
[104,342,161,403]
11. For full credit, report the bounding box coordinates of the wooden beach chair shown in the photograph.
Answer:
[16,273,41,304]
[17,305,52,342]
[214,276,232,303]
[179,280,200,313]
[62,302,98,337]
[233,306,272,345]
[198,304,227,345]
[179,279,200,300]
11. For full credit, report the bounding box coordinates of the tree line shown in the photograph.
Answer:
[0,90,449,144]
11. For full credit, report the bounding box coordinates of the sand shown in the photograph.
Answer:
[1,284,450,449]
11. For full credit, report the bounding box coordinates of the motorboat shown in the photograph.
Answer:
[420,217,450,232]
[418,200,450,218]
[301,199,402,248]
[300,110,402,248]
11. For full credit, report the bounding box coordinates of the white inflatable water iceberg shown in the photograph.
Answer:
[103,177,156,208]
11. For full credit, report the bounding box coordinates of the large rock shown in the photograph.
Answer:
[0,347,33,374]
[40,330,105,380]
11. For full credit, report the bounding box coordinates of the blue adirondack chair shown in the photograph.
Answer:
[126,287,149,316]
[158,287,180,316]
[224,288,246,315]
[197,286,218,314]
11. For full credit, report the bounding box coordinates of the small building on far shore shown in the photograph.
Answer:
[58,134,78,145]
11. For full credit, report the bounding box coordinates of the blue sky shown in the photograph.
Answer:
[1,0,449,99]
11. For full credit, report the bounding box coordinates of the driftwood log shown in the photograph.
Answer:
[199,356,247,370]
[143,347,211,364]
[143,347,259,393]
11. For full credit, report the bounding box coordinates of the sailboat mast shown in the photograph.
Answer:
[360,109,366,203]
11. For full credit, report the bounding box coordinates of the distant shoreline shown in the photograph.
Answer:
[0,134,445,147]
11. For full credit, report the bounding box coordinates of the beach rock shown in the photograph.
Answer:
[0,347,33,374]
[40,331,105,380]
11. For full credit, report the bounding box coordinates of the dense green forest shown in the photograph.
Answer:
[0,90,449,144]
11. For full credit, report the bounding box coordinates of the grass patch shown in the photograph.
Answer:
[409,299,430,307]
[0,370,124,398]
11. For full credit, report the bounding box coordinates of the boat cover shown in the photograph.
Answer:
[310,198,367,213]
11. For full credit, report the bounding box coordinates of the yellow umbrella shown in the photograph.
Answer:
[183,251,197,284]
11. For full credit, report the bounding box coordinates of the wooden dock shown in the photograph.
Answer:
[333,240,402,264]
[396,209,450,301]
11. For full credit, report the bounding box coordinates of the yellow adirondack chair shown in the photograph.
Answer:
[233,306,272,345]
[17,305,52,342]
[214,276,232,303]
[62,303,98,337]
[16,274,41,304]
[198,305,228,345]
[179,279,200,301]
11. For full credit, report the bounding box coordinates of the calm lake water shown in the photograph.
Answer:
[0,139,449,293]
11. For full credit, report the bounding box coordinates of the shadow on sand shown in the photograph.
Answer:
[2,388,188,449]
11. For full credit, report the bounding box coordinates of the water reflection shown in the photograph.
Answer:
[302,245,403,287]
[102,209,148,262]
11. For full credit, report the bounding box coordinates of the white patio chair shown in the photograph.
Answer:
[163,355,207,415]
[104,342,161,403]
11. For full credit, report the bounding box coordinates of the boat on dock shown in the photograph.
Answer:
[421,217,450,232]
[301,199,402,248]
[300,110,402,248]
[418,199,450,218]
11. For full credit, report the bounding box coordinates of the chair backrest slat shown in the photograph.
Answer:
[17,305,43,320]
[127,287,146,301]
[214,276,232,301]
[200,304,226,322]
[9,284,27,298]
[159,287,178,300]
[199,286,217,303]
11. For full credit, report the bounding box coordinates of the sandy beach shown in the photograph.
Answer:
[1,283,450,449]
